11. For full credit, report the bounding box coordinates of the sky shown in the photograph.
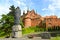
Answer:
[0,0,60,18]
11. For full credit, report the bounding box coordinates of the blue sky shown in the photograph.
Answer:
[0,0,60,18]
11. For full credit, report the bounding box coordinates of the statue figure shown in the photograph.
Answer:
[14,7,21,25]
[12,7,22,38]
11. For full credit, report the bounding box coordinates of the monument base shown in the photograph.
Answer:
[12,25,22,38]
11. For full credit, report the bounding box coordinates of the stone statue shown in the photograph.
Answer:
[12,7,22,38]
[14,7,21,25]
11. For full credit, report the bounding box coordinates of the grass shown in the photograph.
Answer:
[22,26,46,35]
[22,27,60,40]
[50,36,60,40]
[22,27,35,35]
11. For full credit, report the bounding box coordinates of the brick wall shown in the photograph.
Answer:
[22,10,60,28]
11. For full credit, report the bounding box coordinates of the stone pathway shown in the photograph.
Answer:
[0,37,50,40]
[1,32,51,40]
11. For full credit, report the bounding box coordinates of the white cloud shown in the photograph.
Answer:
[42,8,48,11]
[49,0,60,9]
[13,0,34,15]
[42,0,60,17]
[43,13,55,17]
[0,0,34,19]
[0,0,27,16]
[0,0,11,15]
[0,5,10,19]
[48,5,55,11]
[17,1,20,5]
[0,5,10,14]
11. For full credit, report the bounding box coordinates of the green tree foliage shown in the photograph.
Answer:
[0,5,15,37]
[20,18,24,28]
[7,5,15,16]
[0,5,24,37]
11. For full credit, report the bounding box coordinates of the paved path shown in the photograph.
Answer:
[0,32,52,40]
[0,37,49,40]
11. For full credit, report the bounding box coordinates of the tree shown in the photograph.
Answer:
[7,5,15,16]
[0,5,24,37]
[0,5,15,37]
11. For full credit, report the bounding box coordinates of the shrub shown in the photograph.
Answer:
[22,27,35,35]
[22,26,46,35]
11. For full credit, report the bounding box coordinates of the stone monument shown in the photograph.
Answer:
[12,7,22,38]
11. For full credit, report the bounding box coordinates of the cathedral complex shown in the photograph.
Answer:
[21,10,60,28]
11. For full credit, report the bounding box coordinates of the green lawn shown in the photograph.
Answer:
[50,37,60,40]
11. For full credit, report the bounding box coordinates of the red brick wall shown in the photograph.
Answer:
[31,19,41,27]
[24,18,31,28]
[45,16,60,28]
[22,10,60,28]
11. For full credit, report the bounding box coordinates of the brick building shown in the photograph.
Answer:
[44,16,60,28]
[21,10,60,28]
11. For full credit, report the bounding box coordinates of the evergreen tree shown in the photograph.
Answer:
[0,5,16,37]
[0,5,24,37]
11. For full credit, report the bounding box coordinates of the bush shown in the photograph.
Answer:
[22,26,46,35]
[22,27,35,35]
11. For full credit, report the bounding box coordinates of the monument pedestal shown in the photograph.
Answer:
[12,25,22,38]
